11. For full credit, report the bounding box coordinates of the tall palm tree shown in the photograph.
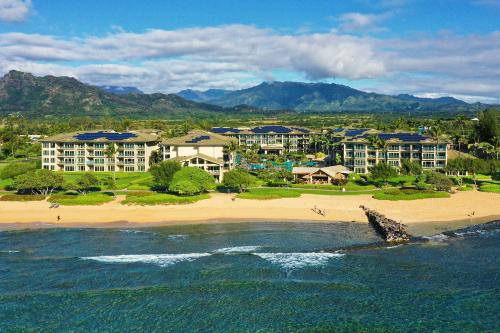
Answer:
[378,138,389,163]
[104,143,117,181]
[493,136,500,160]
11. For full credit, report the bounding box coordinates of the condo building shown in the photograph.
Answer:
[160,130,236,182]
[40,131,160,172]
[211,125,314,154]
[341,132,448,174]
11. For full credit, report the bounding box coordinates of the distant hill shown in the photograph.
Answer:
[0,71,263,118]
[177,88,231,102]
[98,85,143,95]
[178,81,485,112]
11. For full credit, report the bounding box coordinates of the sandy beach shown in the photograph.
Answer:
[0,191,498,233]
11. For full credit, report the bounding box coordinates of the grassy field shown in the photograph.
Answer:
[48,192,116,205]
[291,181,377,191]
[372,188,450,201]
[61,172,154,190]
[122,192,210,205]
[0,194,46,201]
[478,181,500,193]
[295,189,380,196]
[237,188,302,200]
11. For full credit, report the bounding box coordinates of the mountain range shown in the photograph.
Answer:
[178,81,485,113]
[98,85,143,95]
[0,70,261,118]
[0,70,489,118]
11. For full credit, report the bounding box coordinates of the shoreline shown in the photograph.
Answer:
[0,191,498,235]
[0,215,498,236]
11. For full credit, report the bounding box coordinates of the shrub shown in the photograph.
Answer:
[426,172,453,191]
[369,162,398,186]
[169,167,215,195]
[14,169,64,195]
[223,169,256,192]
[0,162,37,179]
[150,160,182,190]
[400,159,422,176]
[0,194,46,201]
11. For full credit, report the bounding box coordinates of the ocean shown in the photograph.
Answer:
[0,221,499,332]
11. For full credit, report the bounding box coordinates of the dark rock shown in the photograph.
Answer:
[360,205,411,242]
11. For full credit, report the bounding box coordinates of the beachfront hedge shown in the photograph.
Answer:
[48,192,115,205]
[122,192,210,205]
[0,194,46,201]
[372,188,450,201]
[236,188,301,200]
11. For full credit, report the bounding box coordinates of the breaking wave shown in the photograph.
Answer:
[253,252,344,270]
[423,234,450,242]
[81,253,210,267]
[167,234,188,240]
[213,246,261,254]
[119,229,157,235]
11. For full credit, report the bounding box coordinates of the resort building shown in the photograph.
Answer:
[292,165,352,184]
[40,131,160,172]
[211,125,314,154]
[160,130,236,182]
[341,132,448,174]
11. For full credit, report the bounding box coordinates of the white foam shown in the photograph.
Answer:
[253,252,344,270]
[0,250,20,253]
[119,229,155,235]
[81,253,210,267]
[423,234,449,242]
[385,244,402,249]
[213,246,261,254]
[167,234,188,240]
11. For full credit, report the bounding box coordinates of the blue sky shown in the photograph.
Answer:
[1,0,499,102]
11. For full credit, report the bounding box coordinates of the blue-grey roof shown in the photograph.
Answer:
[74,131,137,141]
[211,126,310,134]
[211,127,241,134]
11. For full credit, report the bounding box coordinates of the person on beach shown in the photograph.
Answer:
[57,215,61,221]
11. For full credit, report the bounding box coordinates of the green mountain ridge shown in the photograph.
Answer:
[0,70,261,118]
[178,81,488,113]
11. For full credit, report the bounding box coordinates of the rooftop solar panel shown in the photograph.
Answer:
[185,135,210,143]
[74,131,137,141]
[211,127,241,133]
[291,127,310,133]
[251,126,292,134]
[354,132,429,142]
[345,129,369,137]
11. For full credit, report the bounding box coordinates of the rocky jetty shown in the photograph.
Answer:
[360,206,411,242]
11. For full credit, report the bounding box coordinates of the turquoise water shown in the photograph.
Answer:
[0,221,499,332]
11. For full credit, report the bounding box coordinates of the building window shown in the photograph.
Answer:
[422,153,435,159]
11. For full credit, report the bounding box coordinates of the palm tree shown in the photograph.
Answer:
[493,136,500,160]
[378,138,389,163]
[105,143,117,181]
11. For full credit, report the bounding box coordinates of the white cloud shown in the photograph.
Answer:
[0,25,386,91]
[339,12,389,32]
[0,24,499,102]
[0,0,31,22]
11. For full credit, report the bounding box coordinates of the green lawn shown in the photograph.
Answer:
[0,194,46,201]
[61,172,154,190]
[122,192,210,205]
[237,188,302,200]
[295,189,380,196]
[372,188,450,201]
[0,178,13,190]
[478,181,500,193]
[48,192,116,205]
[291,181,376,191]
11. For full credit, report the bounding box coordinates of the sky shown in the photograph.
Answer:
[0,0,499,103]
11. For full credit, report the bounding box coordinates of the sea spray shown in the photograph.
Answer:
[81,253,210,267]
